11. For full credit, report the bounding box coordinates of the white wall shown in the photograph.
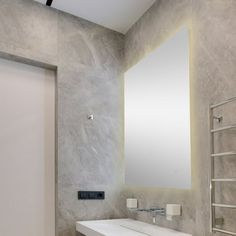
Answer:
[0,58,55,236]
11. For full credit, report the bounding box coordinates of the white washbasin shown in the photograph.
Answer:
[76,219,192,236]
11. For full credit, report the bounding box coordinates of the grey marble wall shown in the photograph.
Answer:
[57,12,126,236]
[0,1,126,236]
[1,0,236,236]
[125,0,236,235]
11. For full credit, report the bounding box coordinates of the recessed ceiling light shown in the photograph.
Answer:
[46,0,53,6]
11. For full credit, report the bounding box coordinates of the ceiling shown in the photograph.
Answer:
[34,0,156,34]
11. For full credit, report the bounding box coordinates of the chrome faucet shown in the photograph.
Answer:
[134,207,166,216]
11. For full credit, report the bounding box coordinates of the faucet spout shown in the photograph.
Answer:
[136,207,165,215]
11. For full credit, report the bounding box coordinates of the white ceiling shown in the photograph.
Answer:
[34,0,155,34]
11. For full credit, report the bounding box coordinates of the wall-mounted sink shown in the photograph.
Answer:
[76,219,192,236]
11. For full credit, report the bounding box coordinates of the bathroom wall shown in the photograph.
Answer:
[125,0,236,235]
[0,1,126,236]
[1,1,236,236]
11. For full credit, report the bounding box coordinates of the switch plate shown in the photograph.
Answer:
[78,191,105,200]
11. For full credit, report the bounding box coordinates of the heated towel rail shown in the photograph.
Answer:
[209,96,236,235]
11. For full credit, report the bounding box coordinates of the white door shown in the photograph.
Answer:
[0,58,55,236]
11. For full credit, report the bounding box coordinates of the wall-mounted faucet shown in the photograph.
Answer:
[135,207,165,216]
[130,206,166,224]
[126,199,181,221]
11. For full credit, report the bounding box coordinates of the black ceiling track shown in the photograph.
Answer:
[46,0,53,6]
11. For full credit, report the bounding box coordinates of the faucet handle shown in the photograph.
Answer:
[166,204,181,221]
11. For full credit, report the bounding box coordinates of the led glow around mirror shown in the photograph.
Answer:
[125,28,191,189]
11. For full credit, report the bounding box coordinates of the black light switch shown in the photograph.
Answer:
[78,191,105,200]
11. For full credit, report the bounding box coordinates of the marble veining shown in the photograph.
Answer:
[1,0,236,236]
[0,1,125,236]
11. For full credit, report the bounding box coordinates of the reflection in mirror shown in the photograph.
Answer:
[125,28,191,189]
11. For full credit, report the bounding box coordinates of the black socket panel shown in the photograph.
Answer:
[78,191,105,200]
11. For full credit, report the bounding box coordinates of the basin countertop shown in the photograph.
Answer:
[76,219,192,236]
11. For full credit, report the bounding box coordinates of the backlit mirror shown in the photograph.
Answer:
[125,28,191,189]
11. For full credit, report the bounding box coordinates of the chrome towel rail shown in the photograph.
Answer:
[210,96,236,109]
[212,203,236,209]
[211,124,236,133]
[211,152,236,157]
[211,178,236,182]
[213,228,236,236]
[209,97,236,235]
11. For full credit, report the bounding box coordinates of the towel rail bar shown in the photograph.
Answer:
[213,228,236,236]
[210,96,236,109]
[211,152,236,157]
[209,97,236,235]
[211,178,236,182]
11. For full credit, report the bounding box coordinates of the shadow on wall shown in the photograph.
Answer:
[76,232,85,236]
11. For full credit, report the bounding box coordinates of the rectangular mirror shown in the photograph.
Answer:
[125,28,191,189]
